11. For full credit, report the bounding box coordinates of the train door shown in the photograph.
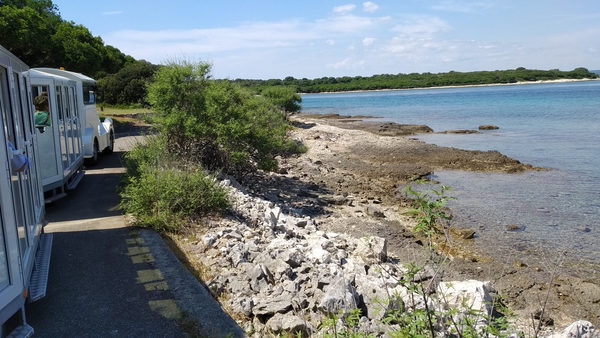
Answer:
[68,86,82,161]
[32,83,61,186]
[16,69,44,253]
[54,85,69,172]
[0,59,29,315]
[1,64,44,284]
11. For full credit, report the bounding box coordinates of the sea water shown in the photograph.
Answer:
[301,81,600,276]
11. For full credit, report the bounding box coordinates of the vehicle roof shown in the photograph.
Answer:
[0,45,29,71]
[29,69,76,83]
[32,68,96,84]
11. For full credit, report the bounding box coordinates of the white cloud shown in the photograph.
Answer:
[431,1,494,13]
[333,4,357,15]
[363,37,375,46]
[392,16,451,36]
[102,11,123,15]
[329,58,366,71]
[99,2,600,79]
[333,57,352,69]
[363,2,379,13]
[316,15,390,34]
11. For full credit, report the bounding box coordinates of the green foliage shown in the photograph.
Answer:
[403,179,454,240]
[0,0,137,78]
[0,5,54,66]
[98,60,158,105]
[321,308,375,338]
[147,59,302,175]
[233,68,599,94]
[51,21,104,73]
[260,86,302,113]
[120,136,230,232]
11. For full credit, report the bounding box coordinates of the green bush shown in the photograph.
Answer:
[260,86,302,113]
[120,136,230,232]
[146,60,301,175]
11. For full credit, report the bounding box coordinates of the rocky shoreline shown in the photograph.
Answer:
[171,114,599,337]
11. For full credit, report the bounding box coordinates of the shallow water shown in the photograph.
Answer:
[301,81,600,275]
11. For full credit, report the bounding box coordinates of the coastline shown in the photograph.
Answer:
[167,113,600,334]
[299,77,600,95]
[282,114,600,328]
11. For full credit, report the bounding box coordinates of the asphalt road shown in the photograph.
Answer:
[26,135,246,338]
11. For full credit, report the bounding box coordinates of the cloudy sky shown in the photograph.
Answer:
[55,0,599,79]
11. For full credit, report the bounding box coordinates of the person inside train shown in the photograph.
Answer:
[34,92,51,133]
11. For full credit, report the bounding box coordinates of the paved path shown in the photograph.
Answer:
[26,135,246,338]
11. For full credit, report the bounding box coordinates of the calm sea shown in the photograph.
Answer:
[301,81,600,276]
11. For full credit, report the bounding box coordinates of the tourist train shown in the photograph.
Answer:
[0,44,113,336]
[29,68,114,203]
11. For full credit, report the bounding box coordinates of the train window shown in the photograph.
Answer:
[82,83,95,104]
[63,86,70,118]
[1,68,13,141]
[55,86,63,120]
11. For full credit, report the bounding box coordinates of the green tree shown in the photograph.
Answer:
[98,60,157,105]
[261,86,302,113]
[0,5,54,66]
[147,60,300,174]
[50,21,105,74]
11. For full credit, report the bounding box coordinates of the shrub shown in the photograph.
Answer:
[146,60,301,175]
[260,86,302,113]
[120,136,230,232]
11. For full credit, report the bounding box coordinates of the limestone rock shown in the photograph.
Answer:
[318,277,358,315]
[547,320,599,338]
[266,313,314,336]
[437,280,493,327]
[355,236,387,263]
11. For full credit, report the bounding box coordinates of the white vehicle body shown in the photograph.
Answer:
[29,68,114,202]
[0,45,50,337]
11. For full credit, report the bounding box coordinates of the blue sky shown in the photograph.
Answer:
[55,0,599,80]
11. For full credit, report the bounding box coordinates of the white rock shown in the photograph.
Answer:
[547,320,599,338]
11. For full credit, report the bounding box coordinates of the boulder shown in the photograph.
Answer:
[355,236,387,263]
[437,280,494,327]
[266,313,314,337]
[547,320,599,338]
[354,273,403,320]
[318,277,358,315]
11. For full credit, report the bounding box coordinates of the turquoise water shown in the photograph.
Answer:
[301,81,600,275]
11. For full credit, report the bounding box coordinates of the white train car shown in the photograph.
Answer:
[0,45,52,337]
[29,68,114,203]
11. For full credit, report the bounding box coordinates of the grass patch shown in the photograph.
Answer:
[98,106,150,116]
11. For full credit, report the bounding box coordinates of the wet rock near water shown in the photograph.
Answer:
[439,129,479,134]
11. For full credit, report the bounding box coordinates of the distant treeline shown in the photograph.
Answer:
[232,67,599,94]
[3,2,597,106]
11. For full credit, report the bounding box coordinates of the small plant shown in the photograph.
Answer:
[403,179,454,246]
[321,308,374,338]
